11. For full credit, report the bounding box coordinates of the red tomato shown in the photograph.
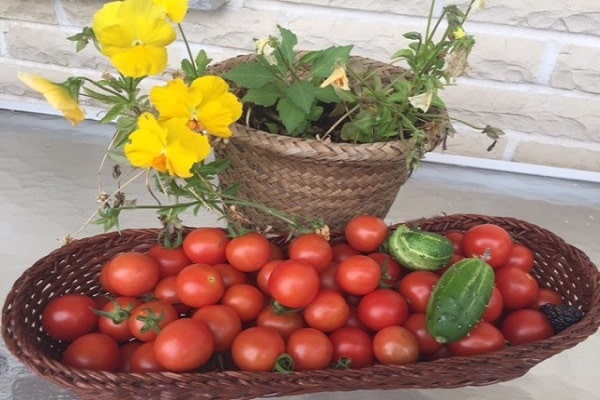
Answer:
[153,276,181,305]
[118,340,143,372]
[329,327,375,369]
[482,287,504,323]
[501,309,554,345]
[332,243,361,262]
[344,215,389,253]
[231,327,285,372]
[226,232,272,272]
[130,341,165,372]
[397,271,439,313]
[221,283,265,322]
[193,304,242,352]
[368,252,405,287]
[444,231,464,255]
[42,294,99,341]
[62,333,121,372]
[154,318,214,372]
[97,296,141,342]
[286,328,333,371]
[213,262,248,289]
[176,263,225,308]
[357,289,409,331]
[256,259,283,295]
[256,306,306,340]
[502,243,535,272]
[319,262,340,291]
[128,300,179,342]
[448,321,505,357]
[100,251,160,296]
[527,287,564,310]
[268,259,320,309]
[461,224,514,268]
[146,245,191,278]
[336,255,381,296]
[182,227,230,265]
[288,233,333,273]
[495,266,539,310]
[403,313,443,355]
[303,289,351,333]
[372,325,419,365]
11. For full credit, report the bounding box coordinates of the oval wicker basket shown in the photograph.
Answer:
[3,214,600,400]
[211,54,447,232]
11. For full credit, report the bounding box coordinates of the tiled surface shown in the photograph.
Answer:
[1,110,599,400]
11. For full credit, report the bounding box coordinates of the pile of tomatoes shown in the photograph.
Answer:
[41,215,565,373]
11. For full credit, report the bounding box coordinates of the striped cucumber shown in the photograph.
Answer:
[426,257,495,343]
[386,225,455,271]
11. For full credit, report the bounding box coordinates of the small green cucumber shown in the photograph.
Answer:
[426,257,495,343]
[386,225,455,271]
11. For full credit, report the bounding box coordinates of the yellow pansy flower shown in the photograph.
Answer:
[92,0,176,78]
[124,113,212,178]
[153,0,189,23]
[408,91,433,113]
[453,27,466,40]
[320,66,350,91]
[17,72,85,125]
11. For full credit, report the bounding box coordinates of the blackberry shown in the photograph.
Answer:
[539,303,584,333]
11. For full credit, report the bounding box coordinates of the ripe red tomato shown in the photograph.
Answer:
[501,309,554,345]
[226,232,272,272]
[146,244,191,278]
[97,296,141,342]
[461,224,514,268]
[193,304,242,352]
[336,255,381,295]
[372,325,419,365]
[42,294,99,341]
[268,259,320,309]
[329,327,375,369]
[176,263,225,308]
[128,300,179,342]
[398,271,439,313]
[154,318,214,372]
[221,283,265,322]
[344,215,389,253]
[444,231,464,255]
[129,341,165,373]
[212,262,248,288]
[153,276,181,305]
[286,328,333,371]
[357,288,409,331]
[527,287,564,310]
[118,340,143,372]
[256,259,283,295]
[368,252,405,287]
[182,227,230,265]
[62,333,121,372]
[100,251,160,296]
[482,287,504,323]
[319,262,341,291]
[331,243,361,262]
[403,313,443,355]
[303,289,351,333]
[256,306,306,340]
[288,233,333,273]
[502,243,535,272]
[231,327,285,372]
[495,266,539,310]
[448,321,505,357]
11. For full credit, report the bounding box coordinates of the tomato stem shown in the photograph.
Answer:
[273,353,295,373]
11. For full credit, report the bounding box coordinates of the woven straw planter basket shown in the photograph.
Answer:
[3,214,599,400]
[211,54,447,232]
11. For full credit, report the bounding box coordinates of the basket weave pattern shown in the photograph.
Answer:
[3,214,599,400]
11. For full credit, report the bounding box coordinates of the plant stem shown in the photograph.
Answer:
[178,23,199,78]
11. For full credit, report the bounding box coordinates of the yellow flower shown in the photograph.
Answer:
[255,37,277,65]
[124,112,211,178]
[320,66,350,91]
[92,0,176,78]
[150,76,242,138]
[453,27,466,40]
[17,72,85,125]
[153,0,188,23]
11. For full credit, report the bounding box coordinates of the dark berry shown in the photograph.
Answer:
[539,303,584,333]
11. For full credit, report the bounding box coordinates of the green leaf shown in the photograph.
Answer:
[100,104,125,124]
[181,59,197,82]
[222,62,277,89]
[307,45,353,78]
[286,81,316,114]
[392,48,415,60]
[195,49,212,74]
[243,84,281,107]
[277,25,298,68]
[277,97,307,135]
[403,31,422,41]
[315,86,340,103]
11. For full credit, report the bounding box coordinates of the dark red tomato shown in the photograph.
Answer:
[176,263,225,308]
[319,262,340,291]
[130,341,165,372]
[303,289,350,333]
[461,224,514,268]
[100,251,160,296]
[420,345,452,362]
[403,313,443,355]
[128,300,179,342]
[345,308,369,330]
[329,327,375,369]
[221,283,265,322]
[502,243,535,272]
[373,325,419,365]
[336,255,381,295]
[97,296,141,342]
[118,340,143,372]
[226,232,272,272]
[154,318,214,372]
[527,287,564,310]
[368,252,405,287]
[256,306,306,340]
[444,231,464,255]
[357,289,409,331]
[182,227,230,265]
[268,259,320,309]
[62,333,121,372]
[270,242,285,261]
[501,309,554,345]
[448,321,505,357]
[331,243,361,263]
[288,233,333,273]
[344,215,389,253]
[153,276,180,305]
[256,259,283,295]
[193,304,242,352]
[213,262,248,289]
[495,266,539,310]
[287,328,333,371]
[482,287,504,323]
[146,245,191,278]
[397,271,439,313]
[42,294,99,341]
[231,327,285,372]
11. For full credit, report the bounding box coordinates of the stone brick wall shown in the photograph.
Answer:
[1,0,599,172]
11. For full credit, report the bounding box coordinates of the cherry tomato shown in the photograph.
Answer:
[146,245,191,278]
[501,309,554,345]
[444,231,464,255]
[226,232,272,272]
[176,263,225,308]
[397,271,439,313]
[527,287,564,310]
[331,243,361,263]
[403,313,443,355]
[286,328,333,371]
[130,341,165,372]
[329,327,375,369]
[231,327,285,372]
[42,294,99,341]
[288,233,333,273]
[256,306,306,340]
[100,251,160,296]
[268,259,320,309]
[482,287,504,323]
[213,262,248,289]
[193,304,242,352]
[118,340,143,372]
[372,325,419,365]
[62,333,121,372]
[319,262,340,291]
[502,243,535,272]
[256,259,283,295]
[221,283,265,322]
[154,318,214,372]
[461,224,514,268]
[448,321,505,357]
[153,276,181,305]
[368,252,405,287]
[336,255,381,295]
[97,296,141,342]
[182,227,230,265]
[128,300,179,342]
[357,289,409,331]
[303,289,350,333]
[344,215,389,253]
[495,266,539,310]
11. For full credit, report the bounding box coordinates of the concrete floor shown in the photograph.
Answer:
[0,109,599,399]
